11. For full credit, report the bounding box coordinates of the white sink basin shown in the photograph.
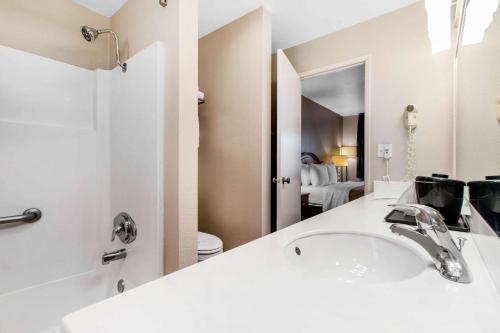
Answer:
[285,231,427,283]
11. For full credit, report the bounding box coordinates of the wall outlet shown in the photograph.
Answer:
[377,143,393,159]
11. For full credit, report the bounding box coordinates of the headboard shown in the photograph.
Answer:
[301,152,322,164]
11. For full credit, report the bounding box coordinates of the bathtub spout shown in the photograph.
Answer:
[102,249,127,265]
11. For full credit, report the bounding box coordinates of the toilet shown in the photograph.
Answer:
[198,232,223,262]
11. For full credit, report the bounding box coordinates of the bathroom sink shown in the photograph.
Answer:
[285,232,427,283]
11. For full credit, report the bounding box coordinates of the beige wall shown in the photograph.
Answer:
[456,9,500,181]
[301,96,343,161]
[342,115,360,181]
[0,0,111,70]
[285,2,454,189]
[198,8,272,250]
[112,0,199,272]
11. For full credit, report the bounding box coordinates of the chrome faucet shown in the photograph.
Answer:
[389,204,472,283]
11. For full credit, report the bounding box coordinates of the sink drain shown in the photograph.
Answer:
[295,246,301,256]
[117,279,125,293]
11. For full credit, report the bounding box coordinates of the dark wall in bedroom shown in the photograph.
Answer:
[343,115,360,181]
[301,96,343,161]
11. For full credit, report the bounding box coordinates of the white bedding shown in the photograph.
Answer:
[302,181,364,211]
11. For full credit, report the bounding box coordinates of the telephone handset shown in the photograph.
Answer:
[404,105,417,181]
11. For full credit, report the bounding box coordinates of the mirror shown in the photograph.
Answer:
[197,1,500,246]
[456,1,500,182]
[455,1,500,236]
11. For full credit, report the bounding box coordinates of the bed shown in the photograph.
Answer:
[301,152,364,219]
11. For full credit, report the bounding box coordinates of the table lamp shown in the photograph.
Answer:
[331,155,348,182]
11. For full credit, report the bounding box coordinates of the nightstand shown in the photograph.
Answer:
[301,193,310,206]
[301,193,310,220]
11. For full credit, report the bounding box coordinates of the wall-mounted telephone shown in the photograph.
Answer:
[404,105,417,181]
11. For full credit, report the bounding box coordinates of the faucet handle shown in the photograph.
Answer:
[389,204,447,231]
[456,237,467,252]
[111,224,124,242]
[112,212,137,244]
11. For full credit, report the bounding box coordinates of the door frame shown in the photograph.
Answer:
[298,55,372,193]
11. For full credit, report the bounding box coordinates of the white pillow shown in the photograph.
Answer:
[301,165,311,186]
[310,164,330,186]
[325,164,338,184]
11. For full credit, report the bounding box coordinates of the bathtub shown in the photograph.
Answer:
[0,42,165,333]
[0,265,138,333]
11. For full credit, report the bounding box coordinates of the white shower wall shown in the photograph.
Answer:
[107,41,165,285]
[0,42,165,333]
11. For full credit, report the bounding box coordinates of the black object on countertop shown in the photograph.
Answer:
[432,173,449,179]
[468,180,500,236]
[415,176,466,226]
[384,209,470,232]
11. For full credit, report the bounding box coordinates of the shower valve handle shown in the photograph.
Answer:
[111,212,137,244]
[111,225,124,242]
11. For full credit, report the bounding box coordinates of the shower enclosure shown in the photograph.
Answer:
[0,37,165,333]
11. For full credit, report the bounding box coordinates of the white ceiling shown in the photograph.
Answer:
[199,0,419,50]
[302,64,365,117]
[72,0,128,17]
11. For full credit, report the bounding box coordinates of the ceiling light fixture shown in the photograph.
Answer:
[425,0,452,53]
[462,0,499,45]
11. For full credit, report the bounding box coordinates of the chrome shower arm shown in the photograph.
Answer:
[82,26,127,72]
[99,29,127,72]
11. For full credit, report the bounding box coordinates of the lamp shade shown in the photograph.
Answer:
[338,146,357,157]
[331,155,348,167]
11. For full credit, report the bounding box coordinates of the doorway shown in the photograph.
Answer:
[272,54,369,231]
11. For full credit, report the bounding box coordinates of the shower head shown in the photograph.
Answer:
[81,26,99,43]
[81,26,127,72]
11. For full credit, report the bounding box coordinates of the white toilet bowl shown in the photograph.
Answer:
[198,232,223,262]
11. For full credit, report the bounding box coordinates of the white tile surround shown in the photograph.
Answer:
[0,43,165,333]
[0,45,95,129]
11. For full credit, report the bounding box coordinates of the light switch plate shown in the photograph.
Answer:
[377,144,393,158]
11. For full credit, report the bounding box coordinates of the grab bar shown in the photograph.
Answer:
[0,208,42,225]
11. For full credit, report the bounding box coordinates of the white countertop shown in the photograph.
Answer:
[61,195,500,333]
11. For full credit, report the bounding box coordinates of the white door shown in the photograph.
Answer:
[276,50,301,230]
